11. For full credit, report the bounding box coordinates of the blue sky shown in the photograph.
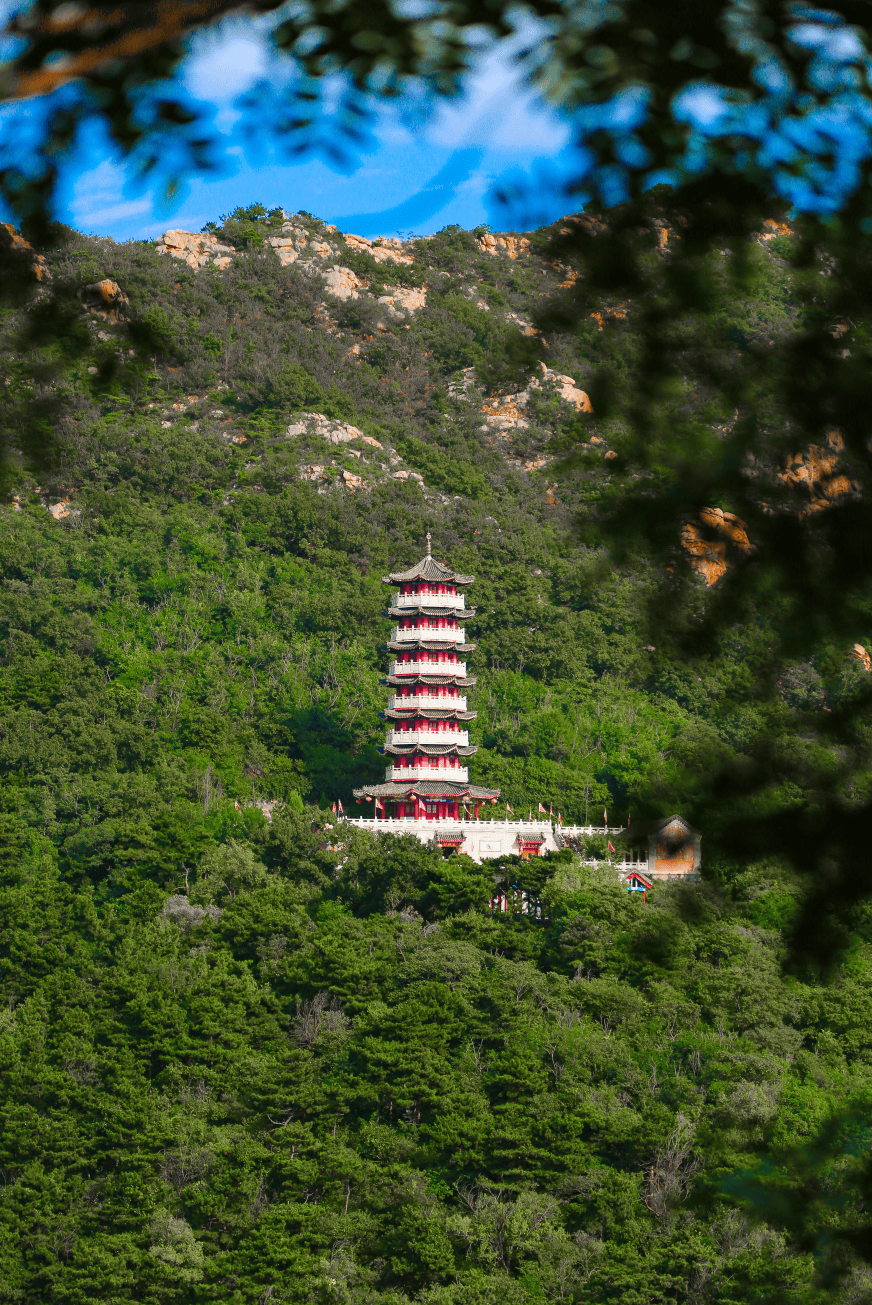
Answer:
[3,7,872,241]
[43,21,575,242]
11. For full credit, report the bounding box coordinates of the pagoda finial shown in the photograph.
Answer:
[426,531,432,556]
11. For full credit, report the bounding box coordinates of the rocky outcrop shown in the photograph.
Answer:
[377,286,427,316]
[155,230,234,269]
[285,413,382,449]
[78,278,129,322]
[478,232,530,259]
[590,304,629,330]
[345,233,413,265]
[681,507,753,586]
[853,643,871,672]
[480,363,593,432]
[321,266,362,301]
[778,429,859,517]
[269,224,331,265]
[758,218,793,241]
[0,224,49,282]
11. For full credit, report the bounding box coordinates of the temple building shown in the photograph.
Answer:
[348,538,697,874]
[616,815,701,879]
[353,535,501,820]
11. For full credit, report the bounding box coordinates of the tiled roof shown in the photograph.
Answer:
[353,781,501,799]
[384,640,475,653]
[383,743,478,756]
[382,708,477,721]
[383,553,474,585]
[385,605,475,620]
[616,813,699,841]
[383,674,476,687]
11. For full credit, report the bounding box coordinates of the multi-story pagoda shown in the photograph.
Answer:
[353,535,500,820]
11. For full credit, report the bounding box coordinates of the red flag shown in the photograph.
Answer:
[603,807,608,824]
[506,802,514,815]
[549,806,553,817]
[338,799,344,814]
[375,798,383,812]
[331,802,337,814]
[608,841,615,852]
[538,802,547,814]
[558,812,563,824]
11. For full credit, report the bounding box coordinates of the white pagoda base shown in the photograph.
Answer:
[342,817,626,864]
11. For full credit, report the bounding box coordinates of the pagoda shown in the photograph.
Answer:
[353,535,500,820]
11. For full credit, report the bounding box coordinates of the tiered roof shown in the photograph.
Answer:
[384,639,475,653]
[383,673,476,687]
[383,707,477,722]
[383,555,474,586]
[383,743,478,757]
[354,536,498,808]
[385,604,475,620]
[359,780,500,799]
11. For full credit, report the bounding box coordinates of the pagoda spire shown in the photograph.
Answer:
[353,543,500,820]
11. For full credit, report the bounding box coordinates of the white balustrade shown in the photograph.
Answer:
[386,729,469,746]
[389,659,466,677]
[388,695,468,710]
[390,625,464,643]
[393,592,466,610]
[385,764,470,781]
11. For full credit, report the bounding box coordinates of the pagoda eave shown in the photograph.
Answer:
[385,606,475,620]
[382,743,478,757]
[382,674,476,687]
[384,640,476,653]
[354,781,500,800]
[382,708,477,722]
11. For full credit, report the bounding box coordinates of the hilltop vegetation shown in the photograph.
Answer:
[2,202,872,1300]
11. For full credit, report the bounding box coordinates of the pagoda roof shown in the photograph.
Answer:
[384,639,474,653]
[382,743,478,757]
[383,552,474,586]
[385,605,475,620]
[383,673,476,687]
[382,708,477,722]
[353,781,501,799]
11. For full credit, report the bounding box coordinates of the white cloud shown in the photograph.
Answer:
[184,32,269,102]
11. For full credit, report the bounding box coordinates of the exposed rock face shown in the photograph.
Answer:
[759,218,793,241]
[478,232,530,259]
[480,363,593,433]
[853,643,871,672]
[778,429,859,516]
[46,498,74,520]
[78,278,129,322]
[681,507,753,586]
[156,230,234,269]
[377,286,427,316]
[590,304,629,330]
[0,224,49,282]
[285,413,382,449]
[321,266,362,301]
[341,468,368,492]
[345,233,413,265]
[268,224,331,265]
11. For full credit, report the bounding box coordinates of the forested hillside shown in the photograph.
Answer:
[2,203,872,1301]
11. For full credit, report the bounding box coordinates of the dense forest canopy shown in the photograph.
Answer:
[1,200,872,1300]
